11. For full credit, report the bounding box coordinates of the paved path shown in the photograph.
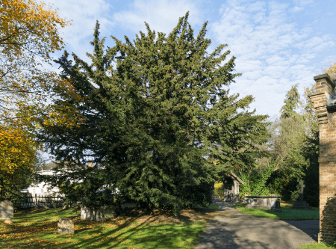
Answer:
[196,200,319,249]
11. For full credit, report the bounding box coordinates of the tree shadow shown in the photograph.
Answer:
[281,219,319,242]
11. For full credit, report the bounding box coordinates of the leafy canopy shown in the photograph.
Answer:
[37,12,269,214]
[0,0,72,200]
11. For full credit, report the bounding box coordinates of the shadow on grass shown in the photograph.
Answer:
[1,206,212,249]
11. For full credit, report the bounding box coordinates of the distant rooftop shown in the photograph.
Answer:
[40,161,94,171]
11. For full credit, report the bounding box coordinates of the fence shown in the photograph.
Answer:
[13,194,65,209]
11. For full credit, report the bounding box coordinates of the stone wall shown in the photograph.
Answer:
[243,196,279,210]
[309,74,336,245]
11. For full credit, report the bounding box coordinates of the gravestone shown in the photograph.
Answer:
[0,200,13,221]
[291,180,313,210]
[275,199,282,213]
[58,218,74,234]
[80,205,117,221]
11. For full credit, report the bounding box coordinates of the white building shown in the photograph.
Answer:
[21,161,62,197]
[21,161,119,197]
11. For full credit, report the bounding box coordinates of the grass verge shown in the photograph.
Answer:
[0,204,219,249]
[232,203,319,220]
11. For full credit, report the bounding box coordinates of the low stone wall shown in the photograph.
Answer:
[243,196,280,210]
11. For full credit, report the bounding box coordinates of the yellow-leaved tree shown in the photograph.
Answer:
[0,0,83,201]
[0,121,37,201]
[323,60,336,79]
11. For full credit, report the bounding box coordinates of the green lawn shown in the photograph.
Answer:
[232,203,319,220]
[0,205,217,249]
[2,202,335,249]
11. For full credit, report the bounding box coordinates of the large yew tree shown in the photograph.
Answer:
[38,13,269,213]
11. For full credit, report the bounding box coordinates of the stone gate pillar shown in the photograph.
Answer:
[309,73,336,245]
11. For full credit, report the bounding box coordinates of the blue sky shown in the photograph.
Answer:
[41,0,335,118]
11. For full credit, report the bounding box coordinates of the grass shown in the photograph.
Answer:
[0,204,219,249]
[2,201,335,249]
[297,243,336,249]
[232,201,319,220]
[232,200,336,249]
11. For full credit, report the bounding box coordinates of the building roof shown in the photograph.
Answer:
[228,171,245,185]
[43,161,57,171]
[41,161,93,171]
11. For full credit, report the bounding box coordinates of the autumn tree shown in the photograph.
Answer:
[0,0,71,120]
[0,121,37,201]
[322,59,336,80]
[36,13,269,214]
[0,0,72,200]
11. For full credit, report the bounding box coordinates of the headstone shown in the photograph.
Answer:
[291,180,313,210]
[58,218,74,235]
[275,199,282,213]
[80,205,117,221]
[0,200,13,220]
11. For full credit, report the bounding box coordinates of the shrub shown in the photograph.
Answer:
[214,182,224,198]
[290,186,300,203]
[238,164,278,199]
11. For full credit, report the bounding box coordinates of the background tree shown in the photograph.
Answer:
[279,85,301,119]
[0,0,71,121]
[263,85,308,201]
[0,120,37,202]
[299,87,319,207]
[209,108,271,198]
[256,84,319,204]
[321,59,336,80]
[0,0,72,201]
[36,13,269,214]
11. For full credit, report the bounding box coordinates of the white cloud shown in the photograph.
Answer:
[39,0,115,60]
[209,0,334,116]
[30,0,336,120]
[112,0,202,36]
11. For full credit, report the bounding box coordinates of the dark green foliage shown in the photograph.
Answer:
[266,171,298,202]
[37,12,269,214]
[301,128,319,207]
[0,166,33,201]
[280,84,301,119]
[301,88,319,208]
[0,154,39,203]
[263,86,319,205]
